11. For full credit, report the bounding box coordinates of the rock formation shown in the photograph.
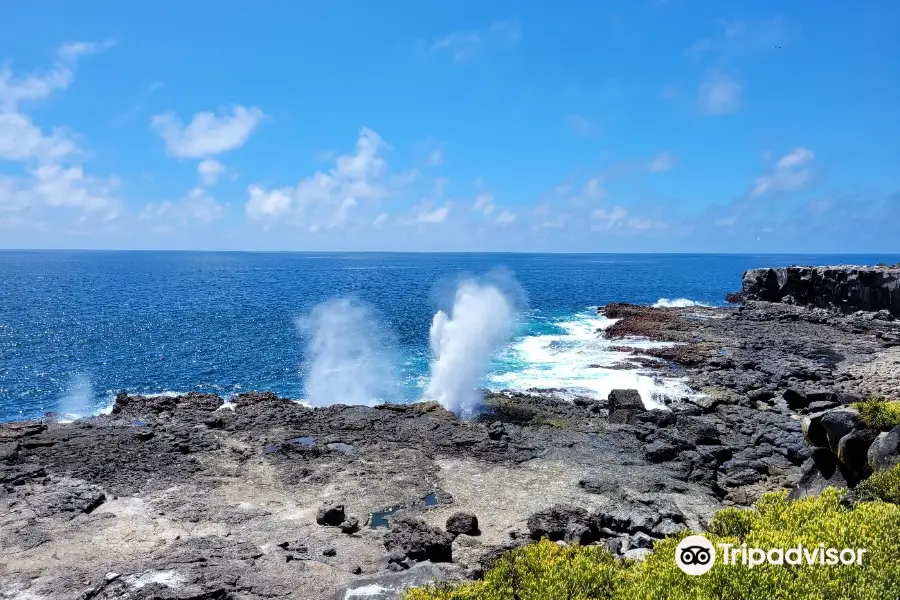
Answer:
[734,265,900,316]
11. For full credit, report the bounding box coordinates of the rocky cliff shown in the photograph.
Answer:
[735,266,900,316]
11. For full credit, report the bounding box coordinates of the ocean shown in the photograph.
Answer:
[2,251,898,423]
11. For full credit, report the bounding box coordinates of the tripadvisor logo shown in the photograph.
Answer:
[676,535,716,576]
[675,535,868,576]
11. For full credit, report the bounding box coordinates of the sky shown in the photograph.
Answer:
[0,0,898,252]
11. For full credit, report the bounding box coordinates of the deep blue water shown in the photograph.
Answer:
[2,251,898,422]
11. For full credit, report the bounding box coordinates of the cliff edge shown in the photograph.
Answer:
[733,265,900,316]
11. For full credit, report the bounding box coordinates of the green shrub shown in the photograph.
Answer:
[405,488,900,600]
[854,398,900,429]
[856,464,900,504]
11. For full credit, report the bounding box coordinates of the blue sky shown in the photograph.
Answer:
[1,0,898,252]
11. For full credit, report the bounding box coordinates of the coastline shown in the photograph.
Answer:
[3,267,900,600]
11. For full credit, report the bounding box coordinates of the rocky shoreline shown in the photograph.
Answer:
[3,267,900,600]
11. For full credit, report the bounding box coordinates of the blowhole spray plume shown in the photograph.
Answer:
[59,374,95,422]
[426,276,520,414]
[296,298,398,407]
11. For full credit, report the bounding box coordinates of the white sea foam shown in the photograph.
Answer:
[486,309,703,409]
[652,298,711,308]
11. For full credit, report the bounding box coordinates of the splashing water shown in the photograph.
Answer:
[58,374,95,422]
[652,297,711,308]
[426,278,518,414]
[296,298,398,407]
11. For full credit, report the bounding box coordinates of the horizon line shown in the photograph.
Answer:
[1,249,900,257]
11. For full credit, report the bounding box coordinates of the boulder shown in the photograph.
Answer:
[446,512,480,536]
[788,448,854,501]
[675,417,721,446]
[631,410,676,428]
[527,505,591,541]
[564,521,594,545]
[801,412,829,448]
[316,501,346,527]
[837,429,878,476]
[608,389,645,425]
[820,409,863,453]
[383,516,454,563]
[578,477,618,494]
[339,516,360,534]
[868,426,900,472]
[784,389,811,411]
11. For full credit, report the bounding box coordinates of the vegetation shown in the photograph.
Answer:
[856,464,900,504]
[405,488,900,600]
[854,397,900,430]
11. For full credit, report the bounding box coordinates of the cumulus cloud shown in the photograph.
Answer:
[197,159,226,185]
[245,127,401,230]
[151,105,264,158]
[752,147,815,197]
[418,204,450,224]
[0,165,122,219]
[591,206,628,230]
[0,40,110,110]
[0,42,122,224]
[496,210,516,224]
[0,112,79,163]
[472,192,494,215]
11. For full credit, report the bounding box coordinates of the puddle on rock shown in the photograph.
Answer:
[369,506,404,529]
[263,444,280,455]
[424,493,439,507]
[285,436,316,449]
[327,442,355,453]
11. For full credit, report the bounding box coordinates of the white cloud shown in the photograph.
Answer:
[245,127,403,230]
[536,215,569,229]
[432,19,521,62]
[0,43,122,224]
[197,159,226,185]
[152,105,264,158]
[752,147,815,197]
[0,112,79,163]
[697,75,742,115]
[372,213,388,229]
[496,210,516,224]
[649,152,677,172]
[0,165,122,219]
[418,205,450,224]
[777,147,814,169]
[582,178,607,200]
[591,206,628,230]
[472,192,494,211]
[246,185,292,219]
[0,40,113,111]
[139,187,224,228]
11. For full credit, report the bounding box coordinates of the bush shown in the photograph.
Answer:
[405,488,900,600]
[856,464,900,504]
[854,398,900,430]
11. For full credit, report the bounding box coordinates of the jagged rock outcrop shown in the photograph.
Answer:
[735,266,900,316]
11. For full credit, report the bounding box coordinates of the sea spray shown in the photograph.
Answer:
[426,277,521,414]
[296,298,398,406]
[58,374,95,422]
